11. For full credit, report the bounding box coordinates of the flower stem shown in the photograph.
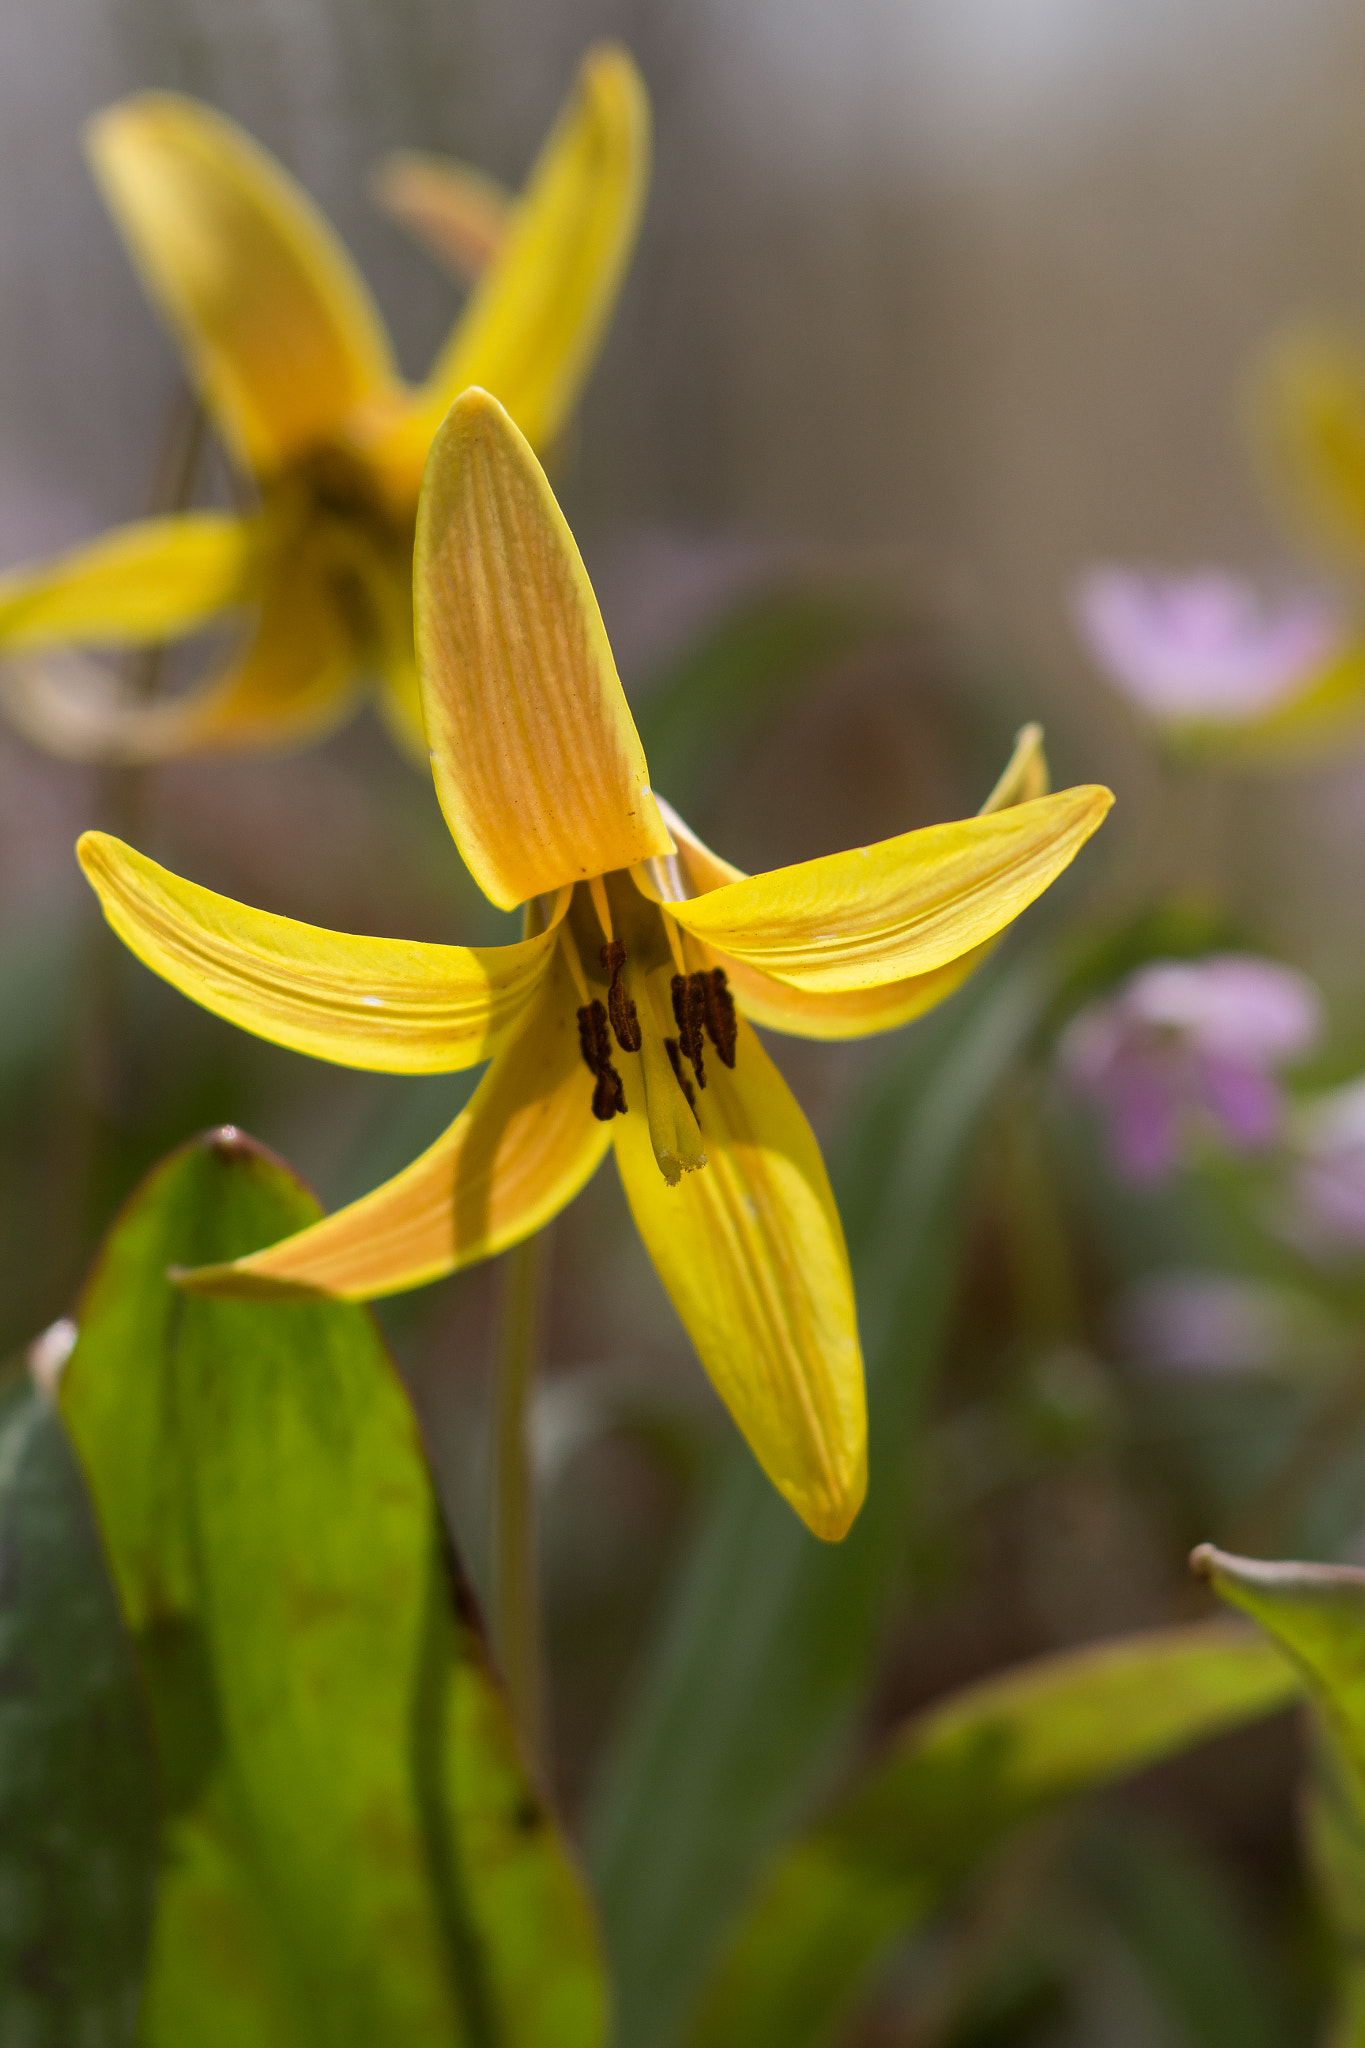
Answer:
[492,1228,550,1768]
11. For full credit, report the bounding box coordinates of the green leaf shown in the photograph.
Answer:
[686,1622,1298,2048]
[1193,1543,1365,2048]
[588,960,1051,2048]
[634,584,888,818]
[0,1367,159,2046]
[58,1127,604,2048]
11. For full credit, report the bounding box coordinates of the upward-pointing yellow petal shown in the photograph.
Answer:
[88,93,397,475]
[416,389,672,909]
[412,45,649,457]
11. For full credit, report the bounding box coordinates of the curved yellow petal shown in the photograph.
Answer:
[415,388,671,908]
[179,946,609,1298]
[665,786,1112,993]
[717,942,991,1041]
[399,45,648,473]
[612,1016,865,1541]
[88,93,396,474]
[78,830,564,1074]
[371,152,510,281]
[1,540,359,763]
[0,512,257,648]
[1246,325,1365,559]
[979,721,1049,811]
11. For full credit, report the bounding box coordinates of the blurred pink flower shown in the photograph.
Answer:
[1073,568,1341,720]
[1289,1077,1365,1250]
[1060,954,1322,1184]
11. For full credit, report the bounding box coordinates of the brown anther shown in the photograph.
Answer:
[671,973,707,1088]
[600,940,642,1053]
[577,1000,627,1121]
[700,967,738,1068]
[664,1036,697,1110]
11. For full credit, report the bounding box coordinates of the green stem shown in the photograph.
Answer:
[493,1229,550,1769]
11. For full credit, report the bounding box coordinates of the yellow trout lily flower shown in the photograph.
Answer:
[0,48,647,763]
[79,390,1113,1541]
[1228,323,1365,759]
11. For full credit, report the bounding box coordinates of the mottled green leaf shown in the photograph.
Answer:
[0,1367,158,2046]
[589,960,1051,2048]
[58,1127,604,2048]
[686,1622,1298,2048]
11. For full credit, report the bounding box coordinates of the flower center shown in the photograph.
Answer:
[568,873,738,1185]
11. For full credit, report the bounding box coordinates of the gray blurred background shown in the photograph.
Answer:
[5,0,1365,986]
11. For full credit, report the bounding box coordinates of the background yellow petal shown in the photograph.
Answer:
[88,92,396,474]
[178,947,609,1297]
[1,543,359,763]
[371,151,511,280]
[408,44,649,460]
[0,512,257,647]
[612,1017,866,1541]
[1244,325,1365,561]
[666,785,1113,993]
[79,832,562,1074]
[416,388,672,908]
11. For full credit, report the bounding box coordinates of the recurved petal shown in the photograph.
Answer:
[88,93,396,474]
[409,44,649,460]
[371,152,511,281]
[416,388,672,908]
[0,512,257,648]
[612,1016,866,1540]
[716,942,992,1041]
[178,946,609,1297]
[1,540,359,763]
[665,786,1113,993]
[78,830,563,1073]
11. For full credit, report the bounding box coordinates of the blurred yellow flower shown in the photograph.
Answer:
[0,48,648,762]
[1230,324,1365,759]
[80,389,1112,1541]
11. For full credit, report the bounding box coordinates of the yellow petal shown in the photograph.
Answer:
[665,786,1113,993]
[612,1016,865,1541]
[415,388,672,908]
[645,747,1058,1037]
[179,946,609,1298]
[78,830,564,1074]
[0,512,257,647]
[979,721,1049,811]
[88,93,396,474]
[371,152,511,280]
[2,541,358,763]
[715,942,992,1041]
[363,552,429,762]
[1246,325,1365,559]
[407,45,649,461]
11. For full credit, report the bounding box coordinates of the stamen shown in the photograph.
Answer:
[576,1000,627,1120]
[600,941,642,1053]
[664,1036,696,1110]
[671,973,707,1088]
[700,967,738,1068]
[588,873,614,942]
